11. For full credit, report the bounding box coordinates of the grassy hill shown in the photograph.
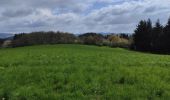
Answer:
[0,44,170,100]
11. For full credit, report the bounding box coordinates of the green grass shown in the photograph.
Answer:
[0,44,170,100]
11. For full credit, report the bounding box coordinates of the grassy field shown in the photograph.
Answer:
[0,44,170,100]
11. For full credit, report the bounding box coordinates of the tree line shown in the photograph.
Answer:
[133,17,170,53]
[0,32,131,48]
[12,31,76,47]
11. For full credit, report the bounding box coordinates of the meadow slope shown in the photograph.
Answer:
[0,44,170,100]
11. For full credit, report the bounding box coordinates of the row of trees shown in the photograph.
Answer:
[1,31,131,48]
[133,18,170,53]
[12,31,76,47]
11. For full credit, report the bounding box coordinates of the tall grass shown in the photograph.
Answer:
[0,44,170,99]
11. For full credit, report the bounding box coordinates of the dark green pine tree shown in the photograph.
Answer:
[133,19,152,51]
[163,17,170,52]
[133,20,146,50]
[151,19,163,51]
[146,19,153,50]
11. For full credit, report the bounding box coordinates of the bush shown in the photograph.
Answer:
[2,40,12,48]
[0,39,4,47]
[79,33,104,46]
[106,35,131,48]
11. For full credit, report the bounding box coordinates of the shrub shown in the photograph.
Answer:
[106,35,131,48]
[2,40,12,48]
[79,33,104,46]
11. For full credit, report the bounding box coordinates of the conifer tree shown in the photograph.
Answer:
[152,19,163,51]
[163,17,170,51]
[133,19,152,51]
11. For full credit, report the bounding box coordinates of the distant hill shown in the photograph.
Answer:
[76,32,114,36]
[99,32,132,35]
[99,32,114,35]
[0,33,14,39]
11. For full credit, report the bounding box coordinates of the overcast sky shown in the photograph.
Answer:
[0,0,170,34]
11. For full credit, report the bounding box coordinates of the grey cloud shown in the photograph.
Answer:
[2,8,33,18]
[144,6,157,13]
[0,0,170,33]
